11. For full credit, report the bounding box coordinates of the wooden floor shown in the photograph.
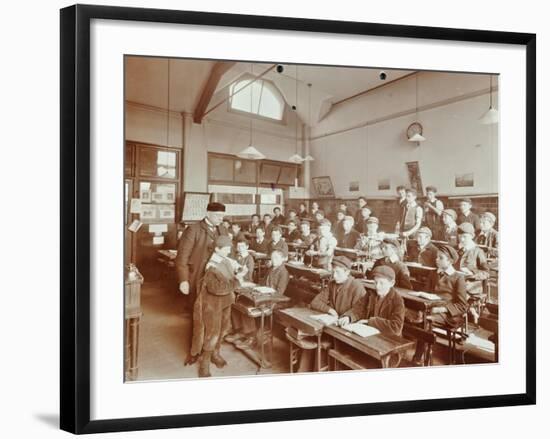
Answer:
[133,280,493,381]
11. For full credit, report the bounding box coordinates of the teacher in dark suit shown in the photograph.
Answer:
[175,202,228,362]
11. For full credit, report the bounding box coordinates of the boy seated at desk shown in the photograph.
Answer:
[226,249,290,350]
[355,216,384,260]
[268,226,289,259]
[230,222,246,247]
[337,266,405,337]
[369,238,413,289]
[476,212,499,257]
[457,222,490,322]
[232,239,255,282]
[339,215,361,249]
[411,243,469,365]
[355,205,373,234]
[191,235,248,377]
[306,219,338,269]
[286,209,298,224]
[248,214,261,235]
[296,219,317,246]
[314,209,326,228]
[442,209,459,248]
[406,226,438,268]
[272,206,286,226]
[286,219,301,243]
[294,256,365,372]
[250,227,269,254]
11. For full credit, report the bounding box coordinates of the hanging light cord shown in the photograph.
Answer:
[295,65,299,155]
[166,59,170,147]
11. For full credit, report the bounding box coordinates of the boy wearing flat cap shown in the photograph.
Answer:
[423,186,445,240]
[370,238,413,289]
[406,226,439,268]
[341,266,405,337]
[310,256,366,319]
[457,222,490,296]
[412,243,469,365]
[339,215,361,249]
[442,209,459,247]
[191,235,248,377]
[355,216,384,260]
[476,212,499,257]
[457,198,481,233]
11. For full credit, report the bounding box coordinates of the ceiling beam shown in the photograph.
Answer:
[193,61,236,124]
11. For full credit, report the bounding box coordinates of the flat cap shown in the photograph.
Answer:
[417,226,433,237]
[367,216,379,224]
[460,198,472,205]
[215,235,233,248]
[443,209,457,221]
[332,255,352,270]
[481,212,496,223]
[458,222,475,235]
[371,265,396,282]
[207,202,226,212]
[435,243,459,264]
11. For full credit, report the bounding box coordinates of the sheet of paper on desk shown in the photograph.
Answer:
[153,236,164,245]
[253,286,277,294]
[310,314,338,326]
[343,323,380,338]
[410,291,441,301]
[240,281,256,288]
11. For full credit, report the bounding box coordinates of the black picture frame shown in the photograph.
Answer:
[60,4,536,434]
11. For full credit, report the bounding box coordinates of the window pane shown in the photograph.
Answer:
[234,159,257,183]
[230,79,253,113]
[209,156,234,181]
[278,166,297,185]
[260,164,280,183]
[139,148,177,179]
[259,83,284,120]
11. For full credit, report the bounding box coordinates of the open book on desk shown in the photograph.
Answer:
[341,322,380,338]
[409,291,441,301]
[253,286,277,295]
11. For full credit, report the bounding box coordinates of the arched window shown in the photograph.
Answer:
[229,76,285,121]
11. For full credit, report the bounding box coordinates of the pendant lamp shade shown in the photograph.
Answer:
[480,75,499,125]
[288,153,305,163]
[237,146,266,160]
[408,132,426,143]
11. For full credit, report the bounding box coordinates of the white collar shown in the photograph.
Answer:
[438,266,456,275]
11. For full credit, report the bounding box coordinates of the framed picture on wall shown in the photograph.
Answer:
[312,176,336,197]
[61,4,535,434]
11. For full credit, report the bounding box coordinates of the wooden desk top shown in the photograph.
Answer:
[157,249,177,260]
[324,325,415,360]
[248,251,270,260]
[235,286,291,307]
[405,262,437,271]
[285,262,332,280]
[287,242,310,250]
[275,307,326,336]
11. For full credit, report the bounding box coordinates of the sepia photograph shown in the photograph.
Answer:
[124,56,499,382]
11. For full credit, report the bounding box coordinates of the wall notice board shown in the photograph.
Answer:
[181,192,211,222]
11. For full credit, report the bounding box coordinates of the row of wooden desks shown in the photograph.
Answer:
[275,306,415,370]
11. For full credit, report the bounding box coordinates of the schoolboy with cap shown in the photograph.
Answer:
[406,226,439,268]
[457,198,481,232]
[476,212,499,257]
[412,243,469,365]
[310,256,366,318]
[341,265,405,336]
[339,215,361,249]
[355,216,384,260]
[442,208,459,247]
[457,222,490,295]
[370,237,413,289]
[191,235,248,377]
[423,186,445,240]
[306,219,338,269]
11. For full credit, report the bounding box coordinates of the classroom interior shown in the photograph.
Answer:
[124,56,499,381]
